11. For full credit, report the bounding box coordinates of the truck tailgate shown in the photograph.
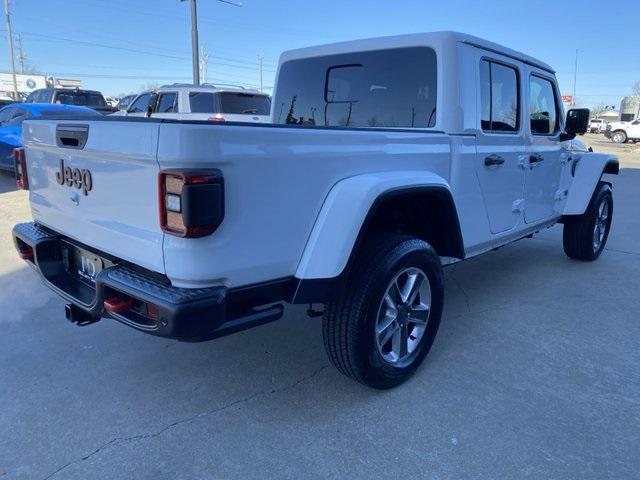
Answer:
[23,119,165,274]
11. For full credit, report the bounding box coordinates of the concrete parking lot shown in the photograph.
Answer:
[1,139,639,479]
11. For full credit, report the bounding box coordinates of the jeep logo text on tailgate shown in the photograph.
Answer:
[56,159,93,196]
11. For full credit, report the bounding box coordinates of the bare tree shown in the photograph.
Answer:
[590,103,606,118]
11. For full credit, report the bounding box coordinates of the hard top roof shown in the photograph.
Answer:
[279,31,555,74]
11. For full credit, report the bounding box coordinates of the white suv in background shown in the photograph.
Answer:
[115,84,271,123]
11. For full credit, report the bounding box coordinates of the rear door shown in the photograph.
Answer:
[524,72,563,223]
[474,52,527,234]
[23,119,165,274]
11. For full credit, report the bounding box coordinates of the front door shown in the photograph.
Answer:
[475,54,527,234]
[524,73,563,223]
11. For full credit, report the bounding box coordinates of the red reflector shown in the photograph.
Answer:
[146,303,158,318]
[18,246,33,260]
[104,296,135,314]
[14,148,28,190]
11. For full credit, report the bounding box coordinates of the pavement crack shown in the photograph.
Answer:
[604,247,640,257]
[41,364,329,480]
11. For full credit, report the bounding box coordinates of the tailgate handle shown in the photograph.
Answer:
[56,124,89,149]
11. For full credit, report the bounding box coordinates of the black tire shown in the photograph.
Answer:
[611,130,627,144]
[322,234,444,389]
[563,182,613,261]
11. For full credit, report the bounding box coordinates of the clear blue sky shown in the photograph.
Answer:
[2,0,638,106]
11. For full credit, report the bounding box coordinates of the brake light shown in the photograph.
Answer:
[14,148,28,190]
[208,114,225,122]
[158,170,224,238]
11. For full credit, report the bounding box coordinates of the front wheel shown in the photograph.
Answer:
[611,130,627,143]
[563,182,613,261]
[322,235,444,389]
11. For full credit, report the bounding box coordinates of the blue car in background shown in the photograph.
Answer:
[0,103,100,171]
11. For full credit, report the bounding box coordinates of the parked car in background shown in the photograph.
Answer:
[0,103,100,171]
[105,97,119,108]
[115,84,271,122]
[116,94,136,111]
[588,118,607,133]
[24,88,116,115]
[605,118,640,143]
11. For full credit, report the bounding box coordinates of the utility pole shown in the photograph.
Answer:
[181,0,200,85]
[16,32,25,74]
[257,54,264,93]
[181,0,242,86]
[3,0,18,100]
[572,49,578,107]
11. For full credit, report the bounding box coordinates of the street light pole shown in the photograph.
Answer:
[3,0,18,100]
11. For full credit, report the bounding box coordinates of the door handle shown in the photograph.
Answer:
[484,154,505,166]
[529,154,545,164]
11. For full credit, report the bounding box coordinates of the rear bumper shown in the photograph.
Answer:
[12,222,282,341]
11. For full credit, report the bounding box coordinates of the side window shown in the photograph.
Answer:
[128,94,152,113]
[156,92,178,113]
[25,92,37,103]
[529,75,559,135]
[189,92,218,113]
[37,90,51,103]
[480,60,519,133]
[275,47,437,128]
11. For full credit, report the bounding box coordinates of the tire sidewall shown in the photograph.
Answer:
[358,241,444,386]
[587,184,613,258]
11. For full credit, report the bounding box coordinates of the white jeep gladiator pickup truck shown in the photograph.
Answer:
[13,32,618,389]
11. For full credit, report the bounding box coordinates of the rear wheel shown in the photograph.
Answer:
[611,130,627,143]
[322,234,444,389]
[563,182,613,261]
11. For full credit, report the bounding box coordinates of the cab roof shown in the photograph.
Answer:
[279,31,555,74]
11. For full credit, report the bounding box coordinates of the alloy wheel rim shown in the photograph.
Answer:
[375,267,431,364]
[593,200,609,251]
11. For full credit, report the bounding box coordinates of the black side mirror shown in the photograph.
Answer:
[561,108,590,141]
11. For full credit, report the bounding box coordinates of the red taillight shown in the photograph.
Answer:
[158,170,224,238]
[208,114,225,122]
[14,148,28,190]
[104,296,135,314]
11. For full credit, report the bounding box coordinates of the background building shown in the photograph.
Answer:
[0,73,81,100]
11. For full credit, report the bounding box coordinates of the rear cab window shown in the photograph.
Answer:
[218,93,270,115]
[274,47,437,128]
[54,91,107,108]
